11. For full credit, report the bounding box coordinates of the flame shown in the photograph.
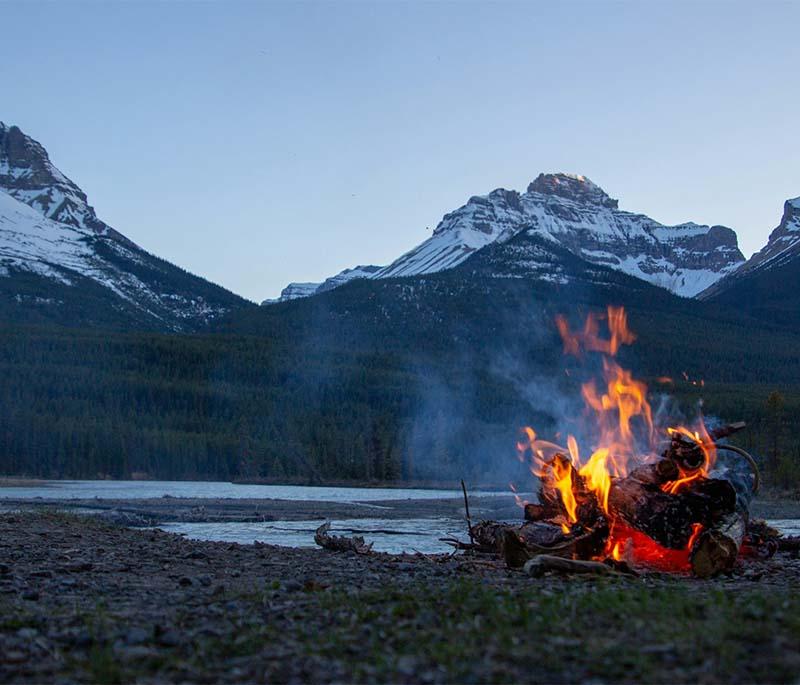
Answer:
[577,448,613,514]
[661,425,717,494]
[550,454,578,525]
[555,305,636,357]
[513,305,715,571]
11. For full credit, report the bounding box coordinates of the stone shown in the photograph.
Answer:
[124,627,150,645]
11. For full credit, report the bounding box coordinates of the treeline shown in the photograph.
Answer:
[2,273,800,486]
[0,326,536,483]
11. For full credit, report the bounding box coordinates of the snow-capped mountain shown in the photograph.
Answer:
[711,196,800,285]
[0,123,249,330]
[698,196,800,327]
[268,173,744,303]
[265,265,382,304]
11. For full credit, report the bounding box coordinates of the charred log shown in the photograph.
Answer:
[626,459,679,486]
[526,453,603,526]
[607,476,737,549]
[662,421,746,472]
[470,520,608,568]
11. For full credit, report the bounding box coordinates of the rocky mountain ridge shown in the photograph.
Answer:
[0,122,249,330]
[271,173,745,302]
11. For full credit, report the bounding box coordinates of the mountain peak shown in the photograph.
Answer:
[0,122,132,244]
[527,172,619,209]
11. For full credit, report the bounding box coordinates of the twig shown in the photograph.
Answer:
[461,479,474,546]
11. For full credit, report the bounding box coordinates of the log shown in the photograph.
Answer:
[504,529,533,568]
[314,522,373,554]
[662,421,746,471]
[627,459,679,486]
[524,554,617,577]
[525,453,602,526]
[607,475,737,549]
[470,520,608,568]
[777,536,800,553]
[690,512,746,578]
[473,519,573,552]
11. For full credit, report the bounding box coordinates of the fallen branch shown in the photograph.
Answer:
[524,554,618,577]
[461,479,475,546]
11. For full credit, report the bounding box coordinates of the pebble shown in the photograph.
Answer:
[124,627,151,645]
[156,630,181,647]
[283,579,302,593]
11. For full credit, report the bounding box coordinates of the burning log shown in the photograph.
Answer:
[690,512,746,578]
[314,522,373,554]
[607,473,737,550]
[663,422,746,471]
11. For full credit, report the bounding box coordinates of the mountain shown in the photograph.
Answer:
[268,173,745,303]
[264,265,382,304]
[0,123,251,330]
[701,196,800,329]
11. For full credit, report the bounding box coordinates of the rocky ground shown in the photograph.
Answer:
[1,511,800,683]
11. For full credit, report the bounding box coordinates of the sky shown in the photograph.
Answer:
[2,0,799,302]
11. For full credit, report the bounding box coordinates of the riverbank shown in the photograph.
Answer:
[1,511,800,683]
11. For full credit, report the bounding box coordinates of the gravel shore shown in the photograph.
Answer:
[2,492,797,526]
[1,511,800,683]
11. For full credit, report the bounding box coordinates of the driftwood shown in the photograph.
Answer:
[523,554,617,577]
[314,522,373,554]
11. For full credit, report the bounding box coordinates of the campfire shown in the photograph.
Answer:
[460,306,769,578]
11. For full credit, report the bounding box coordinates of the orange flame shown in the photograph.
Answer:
[660,425,717,494]
[513,305,715,570]
[555,305,636,357]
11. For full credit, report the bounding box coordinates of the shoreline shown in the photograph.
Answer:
[0,476,512,491]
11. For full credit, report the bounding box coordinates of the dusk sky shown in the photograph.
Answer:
[2,0,799,301]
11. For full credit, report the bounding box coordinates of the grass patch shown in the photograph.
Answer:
[207,578,800,683]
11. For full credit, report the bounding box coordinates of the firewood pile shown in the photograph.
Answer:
[445,422,791,578]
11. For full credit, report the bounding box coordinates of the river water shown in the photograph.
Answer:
[0,479,505,502]
[1,480,796,555]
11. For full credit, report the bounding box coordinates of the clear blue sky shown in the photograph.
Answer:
[2,0,798,301]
